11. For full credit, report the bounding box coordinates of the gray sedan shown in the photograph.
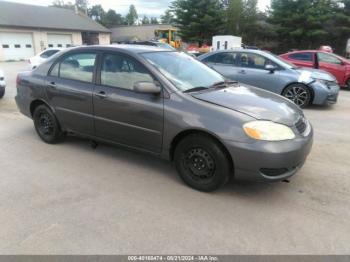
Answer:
[16,45,313,192]
[198,50,340,108]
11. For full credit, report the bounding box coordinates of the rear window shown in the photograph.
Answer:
[289,52,313,62]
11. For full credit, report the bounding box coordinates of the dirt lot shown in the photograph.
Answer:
[0,62,349,254]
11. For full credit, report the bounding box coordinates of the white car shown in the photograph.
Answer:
[0,69,5,99]
[28,48,63,69]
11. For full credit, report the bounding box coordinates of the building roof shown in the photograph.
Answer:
[0,1,110,33]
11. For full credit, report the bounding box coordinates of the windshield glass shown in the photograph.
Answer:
[142,51,225,91]
[156,43,176,51]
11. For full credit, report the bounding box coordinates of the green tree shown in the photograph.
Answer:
[150,17,159,24]
[88,4,105,23]
[75,0,88,14]
[172,0,225,45]
[126,5,138,25]
[142,15,150,25]
[269,0,334,52]
[160,9,175,24]
[326,0,350,54]
[225,0,244,35]
[102,9,124,28]
[51,0,75,10]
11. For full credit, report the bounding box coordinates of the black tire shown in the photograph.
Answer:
[33,104,62,144]
[0,87,4,99]
[174,134,232,192]
[282,84,311,108]
[346,79,350,90]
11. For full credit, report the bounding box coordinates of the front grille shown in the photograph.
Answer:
[295,117,307,134]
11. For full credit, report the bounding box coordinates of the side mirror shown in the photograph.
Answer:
[133,81,161,95]
[265,64,277,73]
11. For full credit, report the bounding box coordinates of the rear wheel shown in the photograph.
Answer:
[0,87,4,99]
[282,84,311,108]
[33,104,62,144]
[346,79,350,89]
[174,134,231,192]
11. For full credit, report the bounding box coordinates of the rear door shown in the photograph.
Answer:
[317,52,346,84]
[286,52,315,68]
[46,51,97,136]
[93,52,164,153]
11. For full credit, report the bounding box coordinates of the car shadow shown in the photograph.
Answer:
[58,135,282,197]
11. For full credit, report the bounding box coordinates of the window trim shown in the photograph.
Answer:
[48,50,99,84]
[97,51,158,93]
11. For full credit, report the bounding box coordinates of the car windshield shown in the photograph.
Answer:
[142,51,225,92]
[156,43,176,51]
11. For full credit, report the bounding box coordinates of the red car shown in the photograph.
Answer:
[280,50,350,88]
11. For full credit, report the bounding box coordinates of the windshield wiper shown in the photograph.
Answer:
[183,86,209,93]
[212,80,238,88]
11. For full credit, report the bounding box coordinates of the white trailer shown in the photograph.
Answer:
[211,35,242,52]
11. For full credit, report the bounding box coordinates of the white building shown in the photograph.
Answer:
[0,1,111,61]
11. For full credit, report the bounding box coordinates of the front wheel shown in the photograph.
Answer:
[174,134,232,192]
[33,104,63,144]
[282,84,311,108]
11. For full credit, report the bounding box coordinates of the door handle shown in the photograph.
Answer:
[48,82,56,88]
[238,70,246,74]
[95,91,107,99]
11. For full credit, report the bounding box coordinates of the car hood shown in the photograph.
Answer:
[192,85,303,126]
[295,68,336,82]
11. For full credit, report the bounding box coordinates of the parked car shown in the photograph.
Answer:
[0,69,5,99]
[16,45,313,192]
[199,50,339,108]
[28,48,63,69]
[280,50,350,88]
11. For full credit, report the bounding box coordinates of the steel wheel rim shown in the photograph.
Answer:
[38,112,54,136]
[285,86,308,106]
[183,147,216,182]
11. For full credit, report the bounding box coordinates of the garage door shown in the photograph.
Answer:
[47,34,72,48]
[0,32,34,60]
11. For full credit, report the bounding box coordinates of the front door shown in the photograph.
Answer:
[93,52,164,153]
[235,52,283,93]
[317,52,346,84]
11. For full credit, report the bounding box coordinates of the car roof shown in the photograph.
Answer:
[67,44,173,54]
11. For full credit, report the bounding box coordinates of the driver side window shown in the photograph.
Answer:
[101,53,154,90]
[317,53,342,65]
[239,53,278,70]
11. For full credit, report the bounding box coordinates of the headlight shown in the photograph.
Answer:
[314,79,330,89]
[243,121,295,141]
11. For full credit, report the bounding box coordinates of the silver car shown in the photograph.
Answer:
[198,50,340,108]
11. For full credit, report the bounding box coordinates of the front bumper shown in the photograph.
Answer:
[224,128,313,182]
[310,81,340,105]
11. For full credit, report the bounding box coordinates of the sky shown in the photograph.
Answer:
[1,0,271,17]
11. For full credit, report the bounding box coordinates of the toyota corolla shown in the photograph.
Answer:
[16,45,313,192]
